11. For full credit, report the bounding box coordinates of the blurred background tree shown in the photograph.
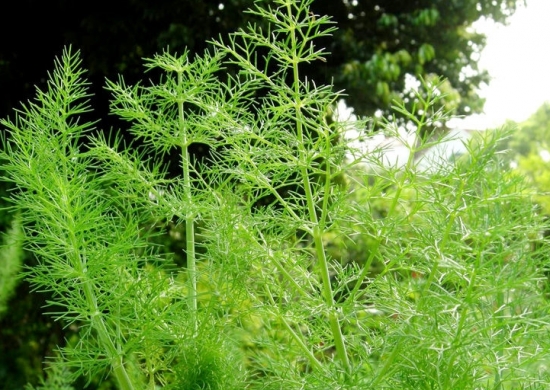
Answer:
[504,102,550,158]
[0,0,525,129]
[497,102,550,214]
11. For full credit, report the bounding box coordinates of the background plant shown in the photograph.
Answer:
[0,213,24,317]
[1,0,550,389]
[493,102,550,214]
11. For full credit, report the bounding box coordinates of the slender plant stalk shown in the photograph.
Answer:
[285,0,350,373]
[67,234,135,390]
[177,70,198,334]
[264,283,325,372]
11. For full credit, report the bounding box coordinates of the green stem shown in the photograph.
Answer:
[286,2,350,375]
[58,127,135,389]
[67,235,134,389]
[264,285,324,372]
[91,313,135,390]
[186,210,197,333]
[312,226,351,372]
[178,71,198,334]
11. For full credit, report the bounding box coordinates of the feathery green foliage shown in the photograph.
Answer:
[1,0,549,388]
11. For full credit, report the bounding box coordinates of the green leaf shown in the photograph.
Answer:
[418,43,435,64]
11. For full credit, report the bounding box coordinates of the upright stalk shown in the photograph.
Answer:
[68,240,134,390]
[286,3,350,374]
[178,71,198,334]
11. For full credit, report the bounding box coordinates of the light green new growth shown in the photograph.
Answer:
[2,0,550,388]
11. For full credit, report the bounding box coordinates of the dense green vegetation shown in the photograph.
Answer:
[1,0,549,389]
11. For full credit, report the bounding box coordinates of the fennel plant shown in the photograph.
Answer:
[2,0,550,389]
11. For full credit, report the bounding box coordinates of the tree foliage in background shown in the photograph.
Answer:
[0,0,525,127]
[504,102,550,158]
[498,102,550,213]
